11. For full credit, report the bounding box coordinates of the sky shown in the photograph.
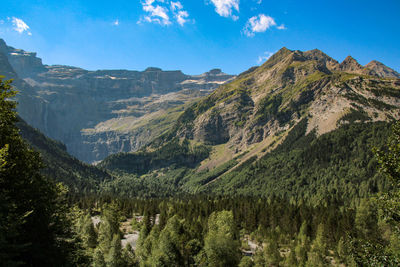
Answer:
[0,0,399,75]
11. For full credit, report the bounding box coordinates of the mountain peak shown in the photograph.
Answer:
[144,67,162,72]
[365,60,400,78]
[339,55,363,73]
[303,49,340,71]
[207,68,222,75]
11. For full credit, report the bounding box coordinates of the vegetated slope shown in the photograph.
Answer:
[17,118,112,193]
[0,38,235,163]
[188,119,393,200]
[99,47,400,199]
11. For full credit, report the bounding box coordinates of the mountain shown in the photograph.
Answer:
[16,117,112,193]
[99,47,400,199]
[365,60,400,78]
[159,48,399,161]
[0,39,234,163]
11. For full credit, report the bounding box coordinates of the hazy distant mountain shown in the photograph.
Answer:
[0,39,235,163]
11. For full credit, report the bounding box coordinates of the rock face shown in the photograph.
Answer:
[0,39,235,163]
[365,60,400,78]
[339,55,364,73]
[0,39,47,76]
[170,47,400,158]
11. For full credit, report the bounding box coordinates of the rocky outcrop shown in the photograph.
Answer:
[339,56,364,73]
[365,60,400,78]
[171,47,400,158]
[0,39,235,163]
[0,39,46,77]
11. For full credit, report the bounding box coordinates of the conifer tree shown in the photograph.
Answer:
[81,213,98,250]
[306,223,327,267]
[0,77,77,265]
[92,247,106,267]
[106,234,123,267]
[202,210,241,267]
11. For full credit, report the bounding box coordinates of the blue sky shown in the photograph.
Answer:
[0,0,399,75]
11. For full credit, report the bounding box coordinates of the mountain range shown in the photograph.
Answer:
[0,39,234,163]
[1,39,399,199]
[99,47,400,199]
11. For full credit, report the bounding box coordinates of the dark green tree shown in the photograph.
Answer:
[0,77,77,265]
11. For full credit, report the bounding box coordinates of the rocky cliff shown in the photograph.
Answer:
[104,47,400,175]
[0,39,234,162]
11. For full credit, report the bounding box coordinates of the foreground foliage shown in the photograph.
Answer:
[0,78,78,266]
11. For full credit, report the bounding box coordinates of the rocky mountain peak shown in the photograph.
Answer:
[0,38,8,53]
[207,68,222,75]
[144,67,163,72]
[339,55,363,73]
[0,39,46,77]
[365,60,400,78]
[303,49,340,71]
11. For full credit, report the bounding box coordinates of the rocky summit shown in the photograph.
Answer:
[0,39,234,163]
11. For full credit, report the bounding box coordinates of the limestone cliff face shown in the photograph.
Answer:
[0,39,234,163]
[0,39,46,77]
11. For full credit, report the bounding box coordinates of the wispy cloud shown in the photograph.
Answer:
[176,10,189,26]
[12,17,32,35]
[140,0,171,25]
[209,0,240,20]
[113,19,119,26]
[257,51,274,64]
[277,24,286,30]
[243,14,284,37]
[139,0,191,26]
[170,1,183,11]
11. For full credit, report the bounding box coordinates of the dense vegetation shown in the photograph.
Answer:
[0,78,79,266]
[202,119,393,201]
[17,118,112,193]
[98,119,393,203]
[99,138,210,174]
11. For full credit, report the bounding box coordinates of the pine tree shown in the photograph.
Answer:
[81,213,98,250]
[92,247,106,267]
[284,241,298,267]
[306,223,327,267]
[203,210,241,267]
[106,234,123,267]
[0,77,77,265]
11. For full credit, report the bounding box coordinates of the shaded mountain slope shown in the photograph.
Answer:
[17,118,112,193]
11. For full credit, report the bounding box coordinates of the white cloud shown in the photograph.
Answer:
[139,0,191,26]
[170,1,183,11]
[277,24,286,30]
[243,14,279,37]
[209,0,240,20]
[140,0,171,25]
[113,19,119,26]
[176,10,189,26]
[12,17,31,35]
[257,51,274,64]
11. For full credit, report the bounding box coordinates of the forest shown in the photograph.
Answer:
[1,76,399,266]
